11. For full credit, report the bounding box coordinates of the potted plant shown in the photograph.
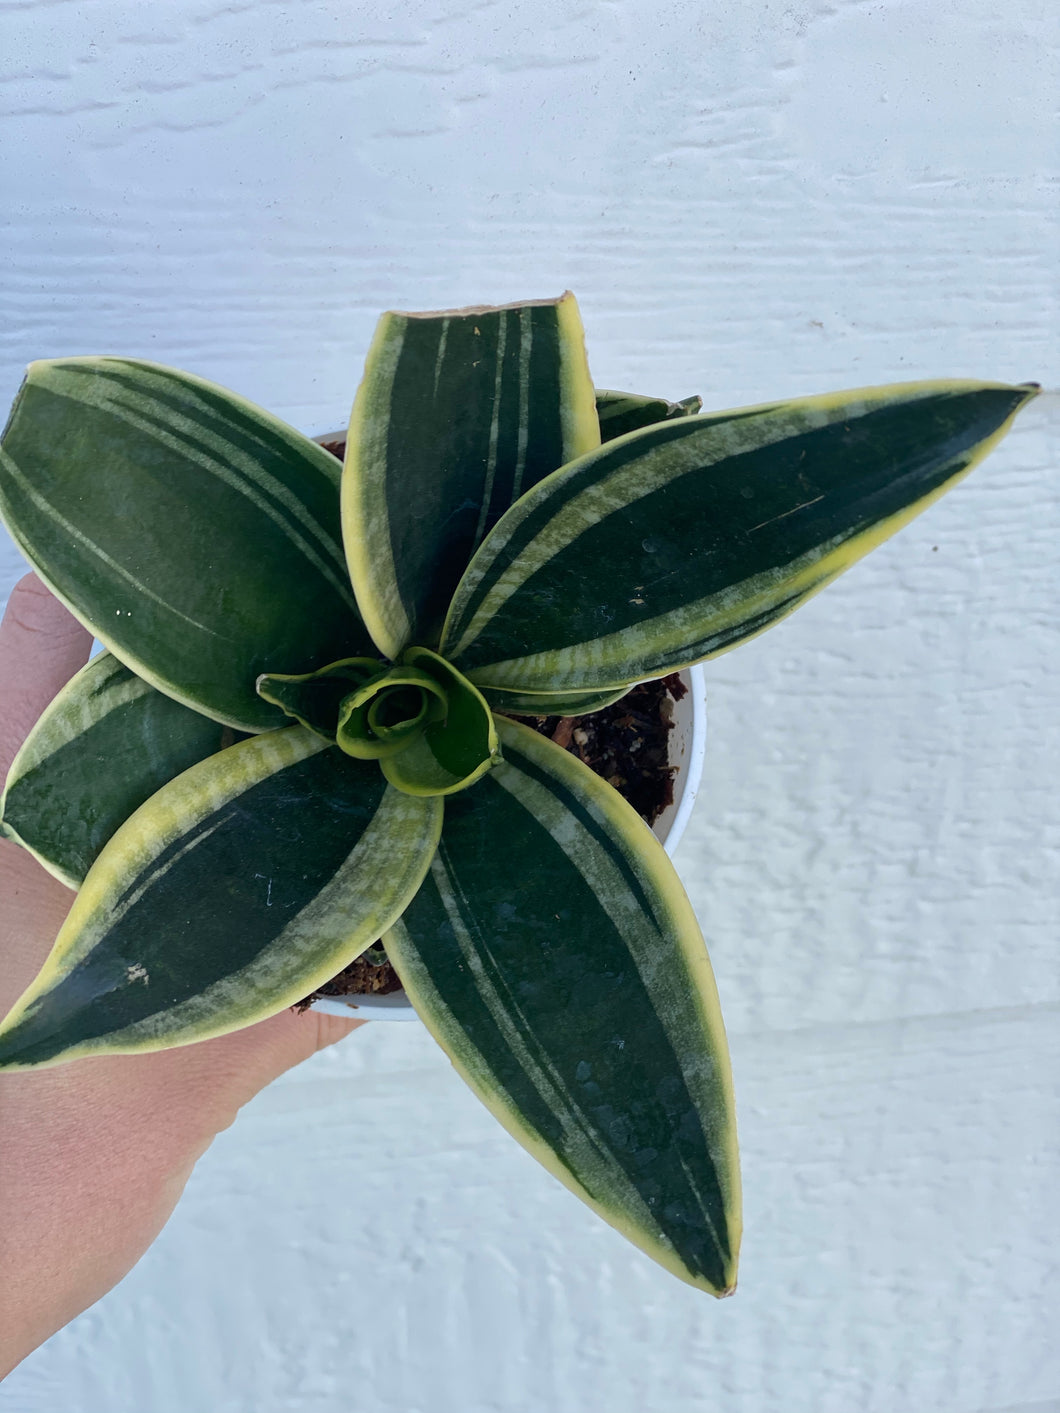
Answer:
[0,292,1036,1296]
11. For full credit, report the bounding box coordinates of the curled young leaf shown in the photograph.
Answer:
[378,647,501,797]
[336,664,448,760]
[256,657,386,739]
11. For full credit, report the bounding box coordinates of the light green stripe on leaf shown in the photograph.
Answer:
[1,651,244,888]
[0,358,374,731]
[442,380,1037,692]
[0,728,442,1069]
[386,716,740,1294]
[482,682,632,717]
[342,293,599,660]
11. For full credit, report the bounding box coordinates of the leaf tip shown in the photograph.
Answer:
[0,1016,37,1072]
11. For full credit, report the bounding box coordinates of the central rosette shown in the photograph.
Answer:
[256,645,500,797]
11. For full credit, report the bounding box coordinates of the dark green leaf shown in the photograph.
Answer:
[342,293,600,658]
[442,381,1038,694]
[1,652,245,888]
[0,358,374,731]
[0,729,442,1069]
[596,388,702,442]
[483,683,633,717]
[386,717,740,1294]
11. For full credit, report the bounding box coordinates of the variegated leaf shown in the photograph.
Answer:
[386,717,740,1295]
[1,651,244,889]
[342,293,599,659]
[442,381,1037,694]
[480,682,632,717]
[0,729,442,1069]
[595,388,702,443]
[0,358,373,732]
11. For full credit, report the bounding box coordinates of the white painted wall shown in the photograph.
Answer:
[2,1,1057,1409]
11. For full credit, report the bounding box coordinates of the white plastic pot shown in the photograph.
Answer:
[310,664,707,1022]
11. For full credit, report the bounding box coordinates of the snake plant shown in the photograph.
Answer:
[0,293,1036,1295]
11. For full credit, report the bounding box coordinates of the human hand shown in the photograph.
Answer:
[0,574,362,1379]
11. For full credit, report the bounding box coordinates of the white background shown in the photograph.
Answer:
[2,1,1058,1409]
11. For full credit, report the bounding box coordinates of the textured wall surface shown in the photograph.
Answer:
[1,1,1058,1409]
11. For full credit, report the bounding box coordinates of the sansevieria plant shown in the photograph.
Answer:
[0,293,1037,1295]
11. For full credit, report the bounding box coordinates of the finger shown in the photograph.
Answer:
[0,574,92,784]
[211,1005,365,1094]
[152,1005,367,1138]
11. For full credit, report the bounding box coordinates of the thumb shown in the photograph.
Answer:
[185,1004,366,1125]
[246,1003,366,1076]
[0,574,93,785]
